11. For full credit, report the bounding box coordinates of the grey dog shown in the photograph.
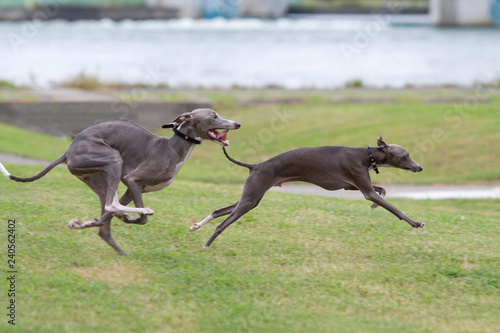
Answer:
[190,137,424,247]
[0,109,240,254]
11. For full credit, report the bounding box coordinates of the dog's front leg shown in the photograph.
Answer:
[364,190,424,228]
[112,188,149,225]
[355,180,424,228]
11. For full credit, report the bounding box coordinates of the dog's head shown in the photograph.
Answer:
[169,109,241,146]
[377,136,423,173]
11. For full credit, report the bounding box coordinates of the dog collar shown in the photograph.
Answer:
[162,124,202,145]
[367,145,380,174]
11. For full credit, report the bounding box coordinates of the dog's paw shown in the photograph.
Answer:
[141,208,155,216]
[190,223,201,233]
[414,222,425,228]
[68,218,83,229]
[371,203,379,209]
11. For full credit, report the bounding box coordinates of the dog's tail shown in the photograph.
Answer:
[0,155,67,183]
[222,147,255,169]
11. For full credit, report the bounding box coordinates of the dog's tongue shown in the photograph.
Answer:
[219,130,228,141]
[209,129,229,145]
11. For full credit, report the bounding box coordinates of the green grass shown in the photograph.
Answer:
[0,165,499,332]
[0,80,21,89]
[0,123,70,161]
[1,89,500,185]
[1,90,499,331]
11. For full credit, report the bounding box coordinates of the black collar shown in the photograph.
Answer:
[162,123,202,145]
[367,145,380,174]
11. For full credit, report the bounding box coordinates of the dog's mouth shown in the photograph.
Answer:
[208,129,230,146]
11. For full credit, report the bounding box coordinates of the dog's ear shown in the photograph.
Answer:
[172,112,193,124]
[377,136,389,149]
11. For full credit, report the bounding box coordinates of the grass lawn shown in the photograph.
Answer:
[1,89,499,332]
[0,165,498,332]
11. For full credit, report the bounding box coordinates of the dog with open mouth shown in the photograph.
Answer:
[0,108,241,255]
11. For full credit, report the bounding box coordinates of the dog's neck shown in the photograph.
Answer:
[367,147,389,171]
[172,123,202,145]
[167,123,200,161]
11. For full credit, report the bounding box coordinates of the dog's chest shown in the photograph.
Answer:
[142,146,194,192]
[143,179,174,192]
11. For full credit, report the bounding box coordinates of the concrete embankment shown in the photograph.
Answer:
[0,6,177,21]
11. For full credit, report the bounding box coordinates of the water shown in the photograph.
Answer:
[1,15,500,88]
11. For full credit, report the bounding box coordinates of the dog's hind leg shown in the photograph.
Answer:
[67,172,128,254]
[101,187,149,254]
[203,173,272,247]
[68,172,111,229]
[190,201,239,232]
[203,199,259,248]
[97,187,137,255]
[98,220,127,255]
[369,185,386,209]
[68,213,126,254]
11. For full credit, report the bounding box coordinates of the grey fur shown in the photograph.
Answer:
[1,109,240,254]
[191,137,424,248]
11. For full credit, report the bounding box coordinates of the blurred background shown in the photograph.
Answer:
[1,0,500,89]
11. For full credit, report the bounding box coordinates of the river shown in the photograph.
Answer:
[1,14,500,88]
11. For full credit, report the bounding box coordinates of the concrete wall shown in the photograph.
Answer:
[0,102,211,137]
[0,6,178,21]
[179,0,204,18]
[0,8,28,20]
[0,0,288,20]
[431,0,493,26]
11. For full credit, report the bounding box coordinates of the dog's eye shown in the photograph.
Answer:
[212,114,218,119]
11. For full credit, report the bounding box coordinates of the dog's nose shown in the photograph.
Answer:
[235,122,241,129]
[418,166,423,172]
